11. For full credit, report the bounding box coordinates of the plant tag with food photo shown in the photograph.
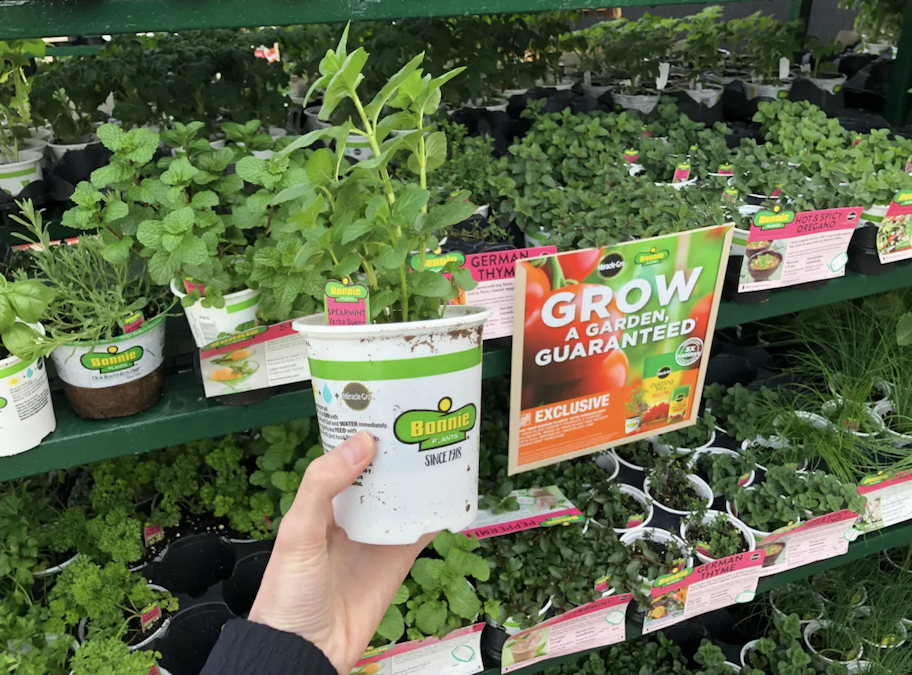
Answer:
[875,191,912,263]
[642,550,765,634]
[755,509,858,577]
[198,320,311,398]
[508,226,732,474]
[351,623,484,675]
[501,594,632,673]
[856,471,912,531]
[143,524,164,547]
[141,605,161,633]
[737,206,862,292]
[463,485,584,539]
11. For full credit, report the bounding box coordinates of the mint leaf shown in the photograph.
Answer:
[444,577,481,620]
[447,548,489,582]
[410,558,446,592]
[414,600,448,636]
[375,604,405,643]
[409,270,452,297]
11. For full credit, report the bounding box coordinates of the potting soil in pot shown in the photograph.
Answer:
[50,313,167,419]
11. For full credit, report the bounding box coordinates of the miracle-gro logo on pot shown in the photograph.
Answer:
[81,345,144,374]
[394,397,477,451]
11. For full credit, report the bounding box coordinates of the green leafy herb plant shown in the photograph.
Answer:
[681,508,748,560]
[0,272,54,361]
[0,40,46,164]
[70,637,161,675]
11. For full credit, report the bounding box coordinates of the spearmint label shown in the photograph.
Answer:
[0,353,56,456]
[309,344,484,542]
[324,278,370,326]
[50,315,165,389]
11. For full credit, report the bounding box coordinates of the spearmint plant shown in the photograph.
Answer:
[276,25,480,323]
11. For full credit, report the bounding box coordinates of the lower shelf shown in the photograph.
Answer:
[477,519,912,675]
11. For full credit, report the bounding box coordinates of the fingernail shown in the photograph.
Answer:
[339,431,372,466]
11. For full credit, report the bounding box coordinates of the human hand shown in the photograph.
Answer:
[249,431,435,674]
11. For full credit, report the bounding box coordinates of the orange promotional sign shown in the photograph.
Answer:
[508,225,733,474]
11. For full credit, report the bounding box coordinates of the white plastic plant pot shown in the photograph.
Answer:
[77,584,172,651]
[859,203,889,228]
[610,448,647,473]
[463,97,509,112]
[740,639,760,668]
[30,126,53,143]
[827,378,893,409]
[852,607,906,650]
[594,452,620,481]
[474,204,490,219]
[680,510,756,565]
[500,87,529,98]
[47,136,100,162]
[821,399,886,440]
[741,81,792,101]
[769,585,825,627]
[649,429,716,456]
[171,280,260,349]
[726,488,798,541]
[33,552,81,578]
[804,620,864,667]
[613,484,654,534]
[50,314,167,419]
[612,93,659,114]
[619,527,693,589]
[0,331,56,456]
[523,227,552,248]
[774,410,834,434]
[655,177,698,191]
[687,447,756,498]
[536,77,575,90]
[0,149,43,195]
[644,474,713,516]
[863,41,893,56]
[873,400,912,447]
[740,436,808,473]
[683,87,722,107]
[293,305,492,545]
[582,83,612,98]
[807,74,847,94]
[724,662,741,674]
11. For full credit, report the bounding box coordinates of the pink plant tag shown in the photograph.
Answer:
[183,278,206,295]
[672,163,692,184]
[626,514,644,529]
[149,667,160,675]
[717,164,733,176]
[771,188,782,197]
[623,149,639,164]
[121,311,144,335]
[324,279,370,326]
[738,473,750,486]
[696,543,713,557]
[144,525,164,547]
[141,605,161,633]
[906,156,912,174]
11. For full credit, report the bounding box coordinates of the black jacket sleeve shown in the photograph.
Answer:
[200,619,339,675]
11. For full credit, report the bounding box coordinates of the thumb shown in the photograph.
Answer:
[279,431,376,548]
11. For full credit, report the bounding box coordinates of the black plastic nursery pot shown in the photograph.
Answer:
[152,602,237,675]
[787,77,846,116]
[144,533,237,598]
[666,89,724,125]
[47,143,113,203]
[847,226,896,275]
[481,621,510,665]
[222,550,270,617]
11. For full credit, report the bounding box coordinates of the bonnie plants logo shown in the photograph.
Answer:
[635,247,670,266]
[597,253,625,279]
[81,345,144,374]
[893,191,912,206]
[394,397,477,450]
[341,382,372,411]
[753,207,795,230]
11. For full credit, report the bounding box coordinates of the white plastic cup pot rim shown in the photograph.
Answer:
[854,606,907,649]
[769,584,825,625]
[594,452,620,481]
[33,552,81,578]
[0,148,44,168]
[688,447,756,492]
[680,510,756,564]
[619,526,694,578]
[644,473,713,516]
[740,435,807,472]
[609,448,646,472]
[77,584,171,651]
[740,639,761,668]
[650,429,717,456]
[488,596,553,636]
[614,484,654,534]
[821,399,886,439]
[804,620,864,665]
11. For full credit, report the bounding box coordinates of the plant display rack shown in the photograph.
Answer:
[4,2,912,674]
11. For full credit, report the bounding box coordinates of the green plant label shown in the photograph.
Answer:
[752,209,795,229]
[324,278,370,326]
[394,397,477,450]
[409,251,466,273]
[634,248,670,266]
[80,345,145,373]
[722,187,739,204]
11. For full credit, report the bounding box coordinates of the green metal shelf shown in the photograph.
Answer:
[2,266,910,482]
[0,0,757,40]
[478,520,912,675]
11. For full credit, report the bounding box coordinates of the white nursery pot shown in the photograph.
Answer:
[171,280,260,349]
[0,149,43,195]
[649,429,716,456]
[523,227,552,248]
[293,306,492,545]
[0,345,56,456]
[47,136,100,161]
[77,584,172,651]
[822,399,885,439]
[688,447,756,497]
[804,620,864,667]
[740,639,760,668]
[769,585,824,627]
[613,93,659,113]
[807,74,847,94]
[683,88,722,107]
[680,510,755,564]
[874,400,912,447]
[644,473,713,515]
[594,452,620,481]
[741,81,792,101]
[613,484,654,534]
[619,527,693,588]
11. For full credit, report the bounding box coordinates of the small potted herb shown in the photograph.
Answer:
[741,16,801,100]
[45,557,178,648]
[287,28,491,544]
[650,410,717,455]
[768,584,825,627]
[677,7,725,107]
[0,600,72,675]
[611,440,657,472]
[0,40,47,197]
[822,398,887,439]
[689,448,756,498]
[802,36,847,95]
[644,459,713,515]
[803,620,864,668]
[615,527,693,604]
[594,481,653,534]
[680,508,755,563]
[70,637,162,675]
[741,614,815,673]
[12,201,172,419]
[0,271,56,454]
